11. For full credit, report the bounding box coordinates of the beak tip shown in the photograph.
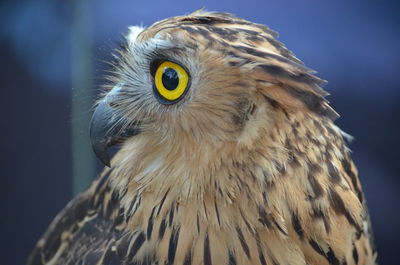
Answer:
[93,144,112,167]
[90,137,112,167]
[102,157,111,168]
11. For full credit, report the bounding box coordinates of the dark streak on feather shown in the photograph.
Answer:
[236,227,250,258]
[169,205,175,227]
[240,208,253,232]
[126,194,138,220]
[328,162,341,183]
[263,35,300,63]
[341,158,363,202]
[105,191,119,218]
[116,233,131,257]
[126,195,141,221]
[256,235,268,265]
[183,248,193,265]
[353,244,359,265]
[273,219,288,236]
[167,226,181,265]
[204,232,212,265]
[228,250,237,265]
[283,85,336,119]
[262,94,280,109]
[193,215,199,236]
[292,212,304,240]
[120,187,128,199]
[309,239,340,265]
[289,154,301,168]
[259,63,317,84]
[258,206,272,228]
[159,218,167,240]
[326,247,340,265]
[147,206,156,239]
[232,98,251,127]
[203,200,209,220]
[311,206,331,233]
[113,208,124,226]
[329,188,361,232]
[236,46,310,73]
[156,188,170,216]
[308,174,324,199]
[214,201,221,227]
[179,16,231,25]
[195,27,213,41]
[309,239,325,257]
[128,232,145,260]
[208,26,238,41]
[310,163,323,174]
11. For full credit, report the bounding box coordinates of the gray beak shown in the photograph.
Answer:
[90,85,140,167]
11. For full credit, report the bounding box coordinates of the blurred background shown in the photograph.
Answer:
[0,0,399,264]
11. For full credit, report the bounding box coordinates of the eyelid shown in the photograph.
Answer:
[150,57,190,77]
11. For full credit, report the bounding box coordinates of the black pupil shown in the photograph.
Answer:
[162,68,179,91]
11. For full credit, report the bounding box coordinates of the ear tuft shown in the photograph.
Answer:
[252,63,339,120]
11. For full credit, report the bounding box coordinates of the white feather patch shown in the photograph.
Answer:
[127,26,144,45]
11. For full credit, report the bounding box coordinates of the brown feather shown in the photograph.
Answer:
[28,10,377,265]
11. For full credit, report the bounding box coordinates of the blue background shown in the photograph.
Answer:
[0,1,399,264]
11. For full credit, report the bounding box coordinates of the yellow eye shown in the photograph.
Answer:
[154,61,189,103]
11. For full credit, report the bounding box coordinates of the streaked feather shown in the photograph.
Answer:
[28,10,377,265]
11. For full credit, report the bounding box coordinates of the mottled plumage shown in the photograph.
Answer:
[28,10,377,265]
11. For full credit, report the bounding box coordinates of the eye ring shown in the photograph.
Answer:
[153,60,190,104]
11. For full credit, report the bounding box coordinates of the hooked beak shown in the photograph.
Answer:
[90,84,140,167]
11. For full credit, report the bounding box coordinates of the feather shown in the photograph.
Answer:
[28,10,377,265]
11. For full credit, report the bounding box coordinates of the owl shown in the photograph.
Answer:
[28,10,377,265]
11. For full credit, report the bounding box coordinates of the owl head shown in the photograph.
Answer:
[90,10,337,167]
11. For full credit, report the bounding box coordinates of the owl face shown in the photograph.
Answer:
[119,24,255,135]
[90,11,334,166]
